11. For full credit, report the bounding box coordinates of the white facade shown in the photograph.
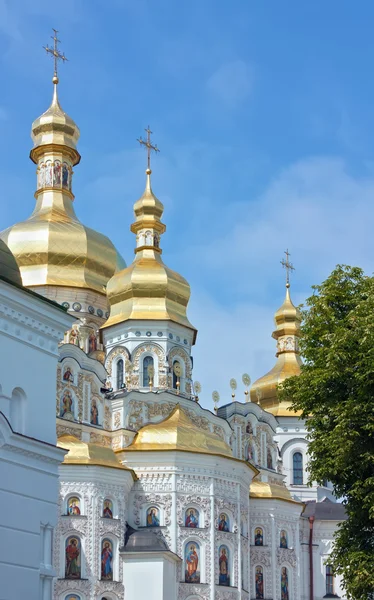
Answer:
[0,278,74,600]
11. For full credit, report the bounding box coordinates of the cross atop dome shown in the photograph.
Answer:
[43,28,68,84]
[280,249,295,288]
[137,126,160,171]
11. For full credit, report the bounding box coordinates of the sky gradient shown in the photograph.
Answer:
[1,0,374,409]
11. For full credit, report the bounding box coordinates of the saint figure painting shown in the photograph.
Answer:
[185,542,200,583]
[255,527,264,546]
[218,545,230,586]
[185,508,199,528]
[60,389,74,418]
[146,507,160,527]
[281,567,289,600]
[101,539,113,580]
[103,499,113,519]
[218,513,230,532]
[280,530,288,548]
[65,537,81,579]
[256,566,264,599]
[67,497,81,516]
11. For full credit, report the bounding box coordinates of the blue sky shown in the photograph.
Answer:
[2,0,374,409]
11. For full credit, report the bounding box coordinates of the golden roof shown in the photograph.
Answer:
[102,170,196,337]
[250,284,302,417]
[57,434,135,476]
[250,479,302,504]
[126,405,233,458]
[0,82,125,293]
[0,239,22,286]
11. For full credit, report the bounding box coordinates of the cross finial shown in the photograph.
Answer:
[43,28,68,84]
[137,126,160,171]
[280,249,295,288]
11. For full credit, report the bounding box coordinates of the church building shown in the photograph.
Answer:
[0,33,346,600]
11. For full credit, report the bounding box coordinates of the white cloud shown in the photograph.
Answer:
[206,60,253,108]
[184,156,374,410]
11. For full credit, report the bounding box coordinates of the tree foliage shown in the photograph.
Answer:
[279,265,374,600]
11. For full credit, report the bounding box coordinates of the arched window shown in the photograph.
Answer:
[65,536,81,579]
[326,565,334,595]
[185,541,200,583]
[143,356,154,387]
[281,567,289,600]
[293,452,303,484]
[255,566,264,599]
[116,359,124,390]
[173,360,181,389]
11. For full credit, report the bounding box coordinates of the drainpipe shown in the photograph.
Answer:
[309,516,315,600]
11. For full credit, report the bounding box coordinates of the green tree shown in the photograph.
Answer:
[279,265,374,600]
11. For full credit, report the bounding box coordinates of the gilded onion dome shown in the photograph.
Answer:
[0,239,22,286]
[125,405,233,458]
[102,168,196,339]
[0,79,125,295]
[250,283,302,416]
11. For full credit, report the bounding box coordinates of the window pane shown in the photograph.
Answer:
[293,452,303,484]
[143,356,154,387]
[116,359,124,389]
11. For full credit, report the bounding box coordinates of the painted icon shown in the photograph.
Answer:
[67,497,81,516]
[62,162,69,187]
[280,529,288,549]
[218,545,230,586]
[146,506,160,527]
[185,542,200,583]
[103,499,113,519]
[63,366,74,383]
[255,527,264,546]
[256,565,264,599]
[90,399,99,425]
[281,567,289,600]
[54,160,61,185]
[60,389,74,418]
[185,508,199,528]
[218,513,230,532]
[101,538,113,580]
[65,537,81,579]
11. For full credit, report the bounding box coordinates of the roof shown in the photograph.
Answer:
[125,404,233,458]
[57,434,136,478]
[121,529,169,553]
[302,498,347,521]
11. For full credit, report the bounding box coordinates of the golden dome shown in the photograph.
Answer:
[126,405,233,458]
[30,83,80,164]
[0,81,125,293]
[0,239,22,286]
[57,434,135,476]
[102,169,196,338]
[250,479,301,504]
[250,284,302,417]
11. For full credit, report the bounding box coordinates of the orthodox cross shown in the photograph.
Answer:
[280,249,295,287]
[43,28,68,81]
[137,126,160,170]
